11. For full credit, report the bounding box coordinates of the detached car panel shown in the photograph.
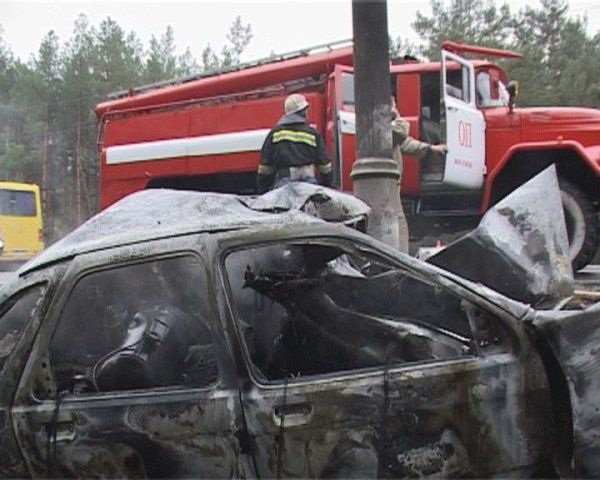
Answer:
[0,186,597,478]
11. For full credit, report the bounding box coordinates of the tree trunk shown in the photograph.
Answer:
[42,107,49,216]
[76,106,83,224]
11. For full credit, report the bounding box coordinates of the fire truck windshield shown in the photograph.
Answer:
[476,71,509,108]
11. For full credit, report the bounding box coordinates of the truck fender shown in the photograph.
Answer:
[483,140,600,211]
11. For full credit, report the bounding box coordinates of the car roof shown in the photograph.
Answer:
[15,187,534,321]
[21,189,324,274]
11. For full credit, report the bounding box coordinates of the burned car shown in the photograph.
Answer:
[0,186,598,478]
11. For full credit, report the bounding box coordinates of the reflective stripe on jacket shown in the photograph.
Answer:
[258,112,332,192]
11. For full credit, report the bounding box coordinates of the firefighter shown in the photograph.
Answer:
[390,96,447,253]
[390,96,447,159]
[257,93,332,193]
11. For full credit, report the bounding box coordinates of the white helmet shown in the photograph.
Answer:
[284,93,309,115]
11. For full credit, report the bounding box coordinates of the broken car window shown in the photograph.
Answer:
[225,242,487,382]
[0,284,47,376]
[50,256,218,395]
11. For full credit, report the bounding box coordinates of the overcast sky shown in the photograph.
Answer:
[1,0,599,64]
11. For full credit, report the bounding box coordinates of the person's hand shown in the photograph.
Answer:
[431,144,448,154]
[390,105,400,120]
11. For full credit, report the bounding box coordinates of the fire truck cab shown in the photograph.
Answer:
[96,41,600,270]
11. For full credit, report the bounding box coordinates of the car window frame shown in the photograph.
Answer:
[0,284,47,374]
[18,237,223,404]
[218,231,521,388]
[0,265,65,404]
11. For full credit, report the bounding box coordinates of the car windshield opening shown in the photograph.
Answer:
[225,242,486,382]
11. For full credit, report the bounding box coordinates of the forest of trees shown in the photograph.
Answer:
[0,14,253,241]
[0,0,599,242]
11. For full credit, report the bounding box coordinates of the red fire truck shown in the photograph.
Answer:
[95,40,600,270]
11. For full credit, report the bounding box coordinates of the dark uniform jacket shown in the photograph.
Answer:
[257,112,332,193]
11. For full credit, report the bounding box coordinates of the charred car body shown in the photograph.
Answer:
[0,184,598,478]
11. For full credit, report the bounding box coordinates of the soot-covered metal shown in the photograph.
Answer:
[0,183,598,478]
[427,166,574,308]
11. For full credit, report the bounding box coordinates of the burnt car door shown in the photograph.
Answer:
[11,238,254,478]
[221,234,554,478]
[0,267,62,478]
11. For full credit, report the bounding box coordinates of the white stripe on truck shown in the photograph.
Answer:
[106,129,271,165]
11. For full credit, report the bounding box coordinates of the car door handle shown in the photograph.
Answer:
[272,403,313,428]
[45,422,77,444]
[448,106,458,111]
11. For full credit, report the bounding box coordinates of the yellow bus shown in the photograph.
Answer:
[0,181,45,263]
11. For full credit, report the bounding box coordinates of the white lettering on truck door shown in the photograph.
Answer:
[442,50,486,189]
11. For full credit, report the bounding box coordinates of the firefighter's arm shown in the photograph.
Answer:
[257,132,275,193]
[401,137,447,158]
[392,117,447,158]
[314,133,332,187]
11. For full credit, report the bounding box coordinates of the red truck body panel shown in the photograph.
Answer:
[95,45,600,227]
[96,47,353,117]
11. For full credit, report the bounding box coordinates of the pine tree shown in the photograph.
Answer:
[60,14,96,228]
[226,15,253,64]
[0,25,15,98]
[1,15,255,241]
[202,16,253,71]
[94,17,144,92]
[145,26,178,82]
[508,0,600,106]
[412,0,513,60]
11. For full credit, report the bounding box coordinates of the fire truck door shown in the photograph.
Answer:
[441,50,486,189]
[332,64,357,191]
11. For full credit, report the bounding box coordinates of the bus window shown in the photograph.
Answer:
[0,190,37,217]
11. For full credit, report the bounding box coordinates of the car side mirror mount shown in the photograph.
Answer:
[506,80,520,113]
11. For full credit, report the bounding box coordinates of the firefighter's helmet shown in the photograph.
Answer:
[284,93,309,115]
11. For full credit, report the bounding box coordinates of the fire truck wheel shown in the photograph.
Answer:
[559,179,600,271]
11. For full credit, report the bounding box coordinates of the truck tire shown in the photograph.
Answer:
[559,179,600,271]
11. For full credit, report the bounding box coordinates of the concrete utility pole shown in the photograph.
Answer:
[351,0,406,251]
